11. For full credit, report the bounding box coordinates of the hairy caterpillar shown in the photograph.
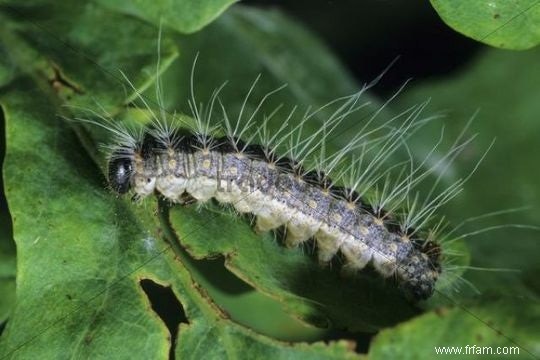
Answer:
[81,60,478,302]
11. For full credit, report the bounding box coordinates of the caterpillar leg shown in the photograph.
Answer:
[285,217,320,248]
[341,241,372,275]
[372,244,398,277]
[315,230,343,264]
[254,215,282,234]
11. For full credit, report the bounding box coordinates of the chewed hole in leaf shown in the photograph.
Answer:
[140,279,188,360]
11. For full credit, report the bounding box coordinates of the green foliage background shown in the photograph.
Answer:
[0,0,539,359]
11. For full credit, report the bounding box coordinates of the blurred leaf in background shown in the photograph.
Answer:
[430,0,540,50]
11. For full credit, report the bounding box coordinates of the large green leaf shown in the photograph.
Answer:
[28,2,426,333]
[0,0,410,356]
[0,1,179,114]
[0,78,361,358]
[430,0,540,49]
[0,0,347,345]
[368,297,540,359]
[0,79,171,358]
[0,69,364,358]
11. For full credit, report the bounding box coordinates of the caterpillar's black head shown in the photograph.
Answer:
[108,155,134,194]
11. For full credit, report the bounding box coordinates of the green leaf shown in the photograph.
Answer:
[430,0,540,50]
[368,297,540,359]
[177,321,360,360]
[0,1,179,113]
[0,0,345,346]
[94,0,238,34]
[0,76,360,359]
[168,204,418,333]
[0,1,367,356]
[0,79,169,358]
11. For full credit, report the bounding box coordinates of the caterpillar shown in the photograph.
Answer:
[84,64,475,302]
